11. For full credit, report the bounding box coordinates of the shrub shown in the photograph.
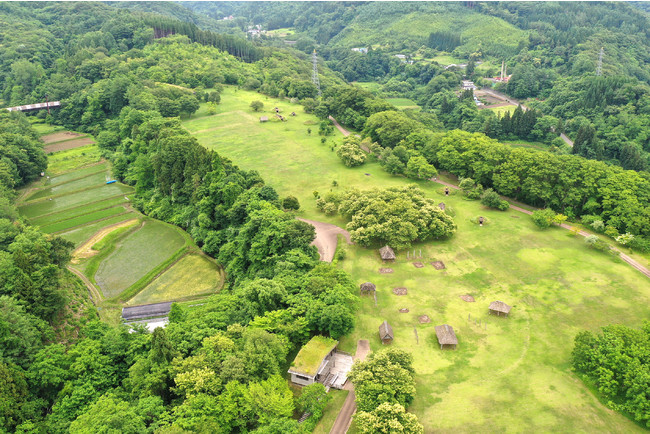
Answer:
[531,209,556,229]
[580,214,601,226]
[615,232,635,246]
[480,189,510,211]
[337,142,367,167]
[585,235,612,253]
[250,100,264,112]
[604,226,619,238]
[282,196,300,211]
[629,236,650,252]
[590,220,605,233]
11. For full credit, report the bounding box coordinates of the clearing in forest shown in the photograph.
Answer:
[184,87,650,433]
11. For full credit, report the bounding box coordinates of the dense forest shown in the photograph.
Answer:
[1,2,649,432]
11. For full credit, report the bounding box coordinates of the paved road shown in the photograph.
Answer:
[432,178,650,279]
[329,340,370,434]
[297,218,353,262]
[559,132,574,147]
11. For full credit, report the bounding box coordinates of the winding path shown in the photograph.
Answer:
[329,116,351,137]
[432,178,650,279]
[297,218,353,262]
[329,340,370,434]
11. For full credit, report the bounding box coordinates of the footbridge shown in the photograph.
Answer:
[2,101,61,112]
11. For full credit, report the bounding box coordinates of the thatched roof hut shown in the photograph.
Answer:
[438,202,446,211]
[259,116,268,122]
[360,282,376,294]
[379,246,396,261]
[435,324,458,350]
[379,321,394,344]
[489,301,512,317]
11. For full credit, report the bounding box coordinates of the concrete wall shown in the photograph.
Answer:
[290,373,315,386]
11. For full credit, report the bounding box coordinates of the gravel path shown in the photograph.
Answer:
[297,218,353,262]
[329,340,370,434]
[431,178,650,279]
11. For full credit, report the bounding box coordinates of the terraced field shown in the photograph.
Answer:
[18,136,223,319]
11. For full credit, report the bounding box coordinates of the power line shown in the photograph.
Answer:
[596,47,604,76]
[312,50,321,97]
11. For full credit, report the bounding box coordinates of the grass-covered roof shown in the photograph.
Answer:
[289,335,338,376]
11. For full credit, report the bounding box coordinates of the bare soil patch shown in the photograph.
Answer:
[45,137,95,154]
[71,219,139,263]
[418,315,431,324]
[460,294,475,302]
[399,308,409,313]
[379,268,394,274]
[41,131,84,144]
[296,218,352,263]
[432,261,446,270]
[393,287,408,296]
[413,262,424,268]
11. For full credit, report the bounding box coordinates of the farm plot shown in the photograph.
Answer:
[58,214,140,247]
[30,195,129,228]
[185,88,650,433]
[39,206,128,234]
[127,253,222,305]
[94,221,186,299]
[386,97,421,111]
[26,170,108,201]
[47,162,108,186]
[18,183,132,219]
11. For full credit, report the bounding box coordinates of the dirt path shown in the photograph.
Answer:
[432,179,650,279]
[480,88,529,110]
[329,340,370,434]
[297,218,353,262]
[67,265,102,302]
[329,116,351,137]
[71,218,140,262]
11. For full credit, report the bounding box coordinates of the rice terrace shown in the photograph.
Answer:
[17,138,224,322]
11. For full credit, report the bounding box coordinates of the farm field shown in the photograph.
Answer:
[488,104,518,116]
[94,220,187,299]
[18,134,221,318]
[386,97,421,111]
[127,253,222,305]
[185,88,650,432]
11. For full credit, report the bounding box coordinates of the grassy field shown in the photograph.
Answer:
[386,97,421,111]
[94,221,186,299]
[352,81,382,94]
[59,214,140,246]
[312,389,349,434]
[127,253,222,305]
[184,88,650,432]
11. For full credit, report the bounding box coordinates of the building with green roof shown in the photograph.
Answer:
[288,336,338,387]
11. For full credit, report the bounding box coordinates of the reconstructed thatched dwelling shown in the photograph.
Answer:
[435,324,458,350]
[379,246,396,261]
[360,282,376,295]
[379,321,394,344]
[489,301,512,317]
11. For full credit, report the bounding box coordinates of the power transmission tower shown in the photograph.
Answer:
[312,50,321,97]
[596,47,604,76]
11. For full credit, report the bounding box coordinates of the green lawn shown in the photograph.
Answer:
[185,88,649,432]
[386,98,421,111]
[127,253,222,305]
[94,221,186,299]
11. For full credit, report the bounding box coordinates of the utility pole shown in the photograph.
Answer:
[312,50,321,97]
[596,47,603,76]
